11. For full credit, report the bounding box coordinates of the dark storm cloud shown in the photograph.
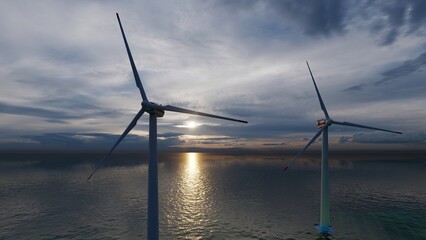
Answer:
[380,29,399,46]
[373,0,426,45]
[0,132,192,150]
[197,121,314,139]
[45,119,68,124]
[408,0,426,31]
[38,96,101,111]
[204,103,324,140]
[344,84,365,92]
[282,0,426,42]
[339,136,351,144]
[0,130,251,150]
[339,131,426,144]
[269,0,346,36]
[262,142,286,146]
[217,100,311,121]
[217,0,426,44]
[0,101,120,122]
[377,52,426,84]
[216,0,346,36]
[158,132,186,148]
[27,133,103,146]
[377,1,406,45]
[344,51,426,92]
[158,132,182,138]
[0,102,75,120]
[1,63,127,121]
[0,132,184,150]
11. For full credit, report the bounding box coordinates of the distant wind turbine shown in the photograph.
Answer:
[88,13,247,240]
[283,61,401,236]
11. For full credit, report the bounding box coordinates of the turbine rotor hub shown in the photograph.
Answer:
[316,119,333,128]
[142,101,165,117]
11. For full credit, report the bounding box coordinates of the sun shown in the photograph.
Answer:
[175,121,200,128]
[186,121,198,128]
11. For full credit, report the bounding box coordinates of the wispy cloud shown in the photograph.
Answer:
[340,131,426,144]
[377,52,426,84]
[0,101,119,123]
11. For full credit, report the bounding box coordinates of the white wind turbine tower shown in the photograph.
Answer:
[283,61,402,236]
[88,13,247,240]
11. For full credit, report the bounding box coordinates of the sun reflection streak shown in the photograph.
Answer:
[167,152,215,239]
[182,152,204,204]
[186,152,199,178]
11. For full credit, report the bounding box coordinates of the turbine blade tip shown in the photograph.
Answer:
[283,166,289,172]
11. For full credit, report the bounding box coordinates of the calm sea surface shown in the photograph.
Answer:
[0,152,425,240]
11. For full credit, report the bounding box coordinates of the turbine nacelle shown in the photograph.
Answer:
[316,118,332,128]
[142,101,165,117]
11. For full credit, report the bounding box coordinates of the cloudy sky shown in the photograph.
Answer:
[0,0,425,151]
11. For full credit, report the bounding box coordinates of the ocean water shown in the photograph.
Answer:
[0,152,425,240]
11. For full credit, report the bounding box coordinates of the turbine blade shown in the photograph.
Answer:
[159,105,247,123]
[283,128,324,172]
[116,13,148,101]
[306,61,330,119]
[332,120,402,134]
[87,108,145,181]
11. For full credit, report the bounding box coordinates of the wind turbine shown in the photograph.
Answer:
[88,13,247,240]
[283,61,401,236]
